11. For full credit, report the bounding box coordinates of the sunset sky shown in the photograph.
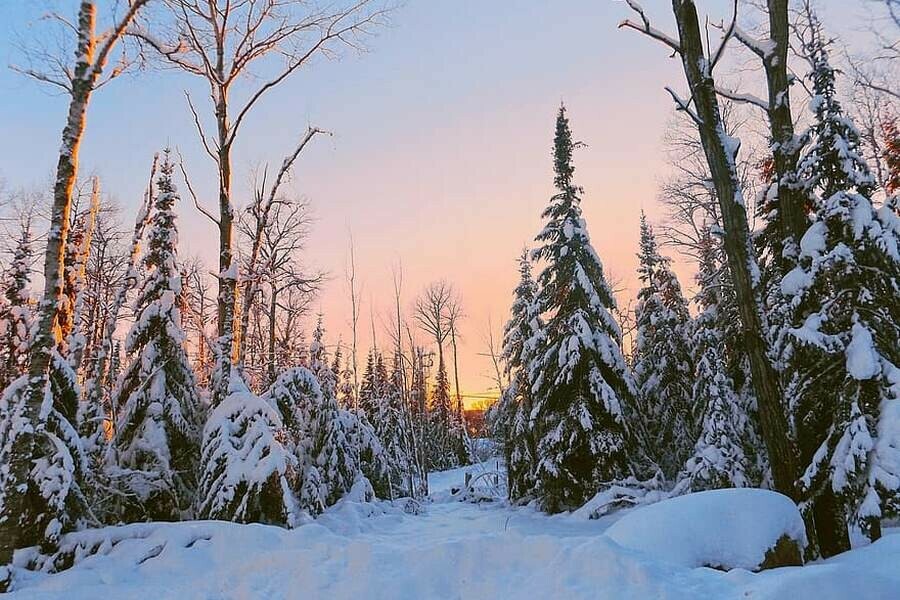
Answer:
[0,0,872,405]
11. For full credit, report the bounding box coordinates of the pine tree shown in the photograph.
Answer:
[528,105,637,512]
[883,117,900,196]
[358,349,378,420]
[198,373,303,526]
[378,351,418,497]
[107,156,202,521]
[632,213,695,479]
[675,231,750,493]
[495,250,542,502]
[0,222,34,391]
[782,23,900,545]
[425,354,457,470]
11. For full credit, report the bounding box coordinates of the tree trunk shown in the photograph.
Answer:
[764,0,809,257]
[215,88,237,402]
[670,0,799,500]
[0,0,96,579]
[762,0,847,557]
[267,285,278,387]
[68,177,101,374]
[450,327,463,419]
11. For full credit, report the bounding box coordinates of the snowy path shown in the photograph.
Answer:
[8,464,900,599]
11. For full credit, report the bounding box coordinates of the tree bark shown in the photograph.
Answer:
[0,3,97,576]
[0,2,149,580]
[763,0,810,261]
[214,90,237,402]
[267,284,278,387]
[670,0,799,500]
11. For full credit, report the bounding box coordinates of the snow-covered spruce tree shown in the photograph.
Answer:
[426,354,456,471]
[528,105,637,513]
[378,351,417,497]
[782,23,900,544]
[303,319,383,507]
[884,117,900,196]
[495,250,542,502]
[265,365,327,515]
[0,216,97,561]
[107,156,202,521]
[632,212,695,479]
[675,230,750,494]
[0,222,34,391]
[198,373,302,526]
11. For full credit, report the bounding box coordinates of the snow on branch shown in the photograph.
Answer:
[732,24,776,61]
[665,86,702,126]
[714,85,770,111]
[618,0,681,56]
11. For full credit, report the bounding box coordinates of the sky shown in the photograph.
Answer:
[0,0,875,405]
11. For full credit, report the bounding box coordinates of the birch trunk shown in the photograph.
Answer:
[0,1,149,577]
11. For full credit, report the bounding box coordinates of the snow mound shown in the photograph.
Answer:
[604,488,807,570]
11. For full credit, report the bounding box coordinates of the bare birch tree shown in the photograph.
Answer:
[236,127,327,367]
[133,0,391,401]
[0,0,151,584]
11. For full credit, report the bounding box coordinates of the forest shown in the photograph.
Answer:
[0,0,898,598]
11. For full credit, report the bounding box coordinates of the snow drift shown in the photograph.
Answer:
[604,488,807,570]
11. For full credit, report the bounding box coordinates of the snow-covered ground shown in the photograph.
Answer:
[7,462,900,599]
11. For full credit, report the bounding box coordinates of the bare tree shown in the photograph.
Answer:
[621,0,800,507]
[0,0,151,581]
[446,292,465,418]
[133,0,391,401]
[346,231,361,408]
[247,200,322,386]
[236,126,328,367]
[83,154,157,434]
[657,104,762,264]
[413,280,454,367]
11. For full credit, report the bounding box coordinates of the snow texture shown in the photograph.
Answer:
[6,465,900,600]
[604,488,807,570]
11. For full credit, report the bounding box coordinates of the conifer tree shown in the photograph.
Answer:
[528,105,637,512]
[675,231,750,494]
[0,222,34,391]
[198,373,303,526]
[359,349,378,420]
[884,117,900,195]
[107,156,202,521]
[379,351,418,497]
[782,22,900,546]
[496,250,542,502]
[632,213,695,478]
[427,355,455,470]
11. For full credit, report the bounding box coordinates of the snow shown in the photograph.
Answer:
[846,321,879,380]
[7,465,900,599]
[604,488,806,570]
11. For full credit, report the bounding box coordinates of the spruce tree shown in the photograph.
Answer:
[427,355,455,470]
[675,231,750,493]
[782,23,900,545]
[632,212,695,479]
[496,250,542,502]
[358,349,378,420]
[0,222,34,391]
[107,156,202,521]
[198,373,303,526]
[528,105,637,512]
